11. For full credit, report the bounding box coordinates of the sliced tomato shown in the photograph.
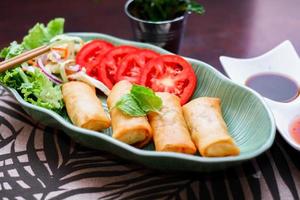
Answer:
[98,46,138,89]
[76,40,113,77]
[116,49,159,84]
[140,55,197,105]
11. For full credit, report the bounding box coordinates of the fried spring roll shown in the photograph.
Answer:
[107,80,152,148]
[182,97,240,157]
[148,92,197,154]
[62,81,110,131]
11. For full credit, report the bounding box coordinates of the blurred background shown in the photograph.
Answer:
[0,0,299,73]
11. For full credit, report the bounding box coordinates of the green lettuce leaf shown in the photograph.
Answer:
[46,18,65,37]
[19,68,64,111]
[22,23,48,50]
[0,67,63,112]
[0,67,27,89]
[22,18,64,49]
[0,41,25,60]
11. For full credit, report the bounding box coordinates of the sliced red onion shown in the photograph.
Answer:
[37,58,63,84]
[46,51,61,63]
[40,54,48,64]
[67,64,81,72]
[52,50,61,61]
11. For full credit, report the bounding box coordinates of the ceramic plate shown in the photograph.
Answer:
[1,33,276,172]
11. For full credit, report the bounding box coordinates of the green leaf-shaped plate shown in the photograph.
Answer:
[3,33,276,172]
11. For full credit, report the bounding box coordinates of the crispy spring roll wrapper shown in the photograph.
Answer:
[182,97,240,157]
[148,92,197,154]
[62,81,110,131]
[106,80,152,148]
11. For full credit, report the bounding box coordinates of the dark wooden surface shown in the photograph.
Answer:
[1,0,300,74]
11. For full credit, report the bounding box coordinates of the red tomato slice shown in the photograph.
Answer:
[76,40,113,77]
[116,49,159,84]
[98,46,138,89]
[140,55,197,105]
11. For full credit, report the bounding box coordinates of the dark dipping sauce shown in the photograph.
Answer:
[245,72,299,102]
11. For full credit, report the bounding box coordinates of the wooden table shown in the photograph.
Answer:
[0,0,300,199]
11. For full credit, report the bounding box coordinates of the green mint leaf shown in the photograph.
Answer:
[131,85,162,113]
[130,0,204,21]
[186,1,205,15]
[115,85,162,117]
[116,94,146,117]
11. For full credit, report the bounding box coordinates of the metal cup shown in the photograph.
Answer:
[125,0,187,53]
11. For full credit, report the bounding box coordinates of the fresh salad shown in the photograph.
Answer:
[0,18,66,112]
[0,18,109,113]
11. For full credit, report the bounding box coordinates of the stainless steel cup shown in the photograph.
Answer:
[125,0,187,53]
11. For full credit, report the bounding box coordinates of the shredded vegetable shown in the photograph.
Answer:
[68,71,111,96]
[0,18,66,112]
[59,60,74,82]
[51,47,69,59]
[50,35,84,55]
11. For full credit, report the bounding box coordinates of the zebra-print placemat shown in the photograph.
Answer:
[0,87,299,200]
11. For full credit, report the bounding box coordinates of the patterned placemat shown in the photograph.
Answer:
[0,87,299,200]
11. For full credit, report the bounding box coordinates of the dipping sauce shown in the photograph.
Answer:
[245,72,299,102]
[289,116,300,144]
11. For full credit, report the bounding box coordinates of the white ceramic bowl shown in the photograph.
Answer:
[220,40,300,151]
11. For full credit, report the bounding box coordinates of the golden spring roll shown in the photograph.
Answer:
[182,97,240,157]
[148,92,197,154]
[62,81,110,131]
[107,80,152,148]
